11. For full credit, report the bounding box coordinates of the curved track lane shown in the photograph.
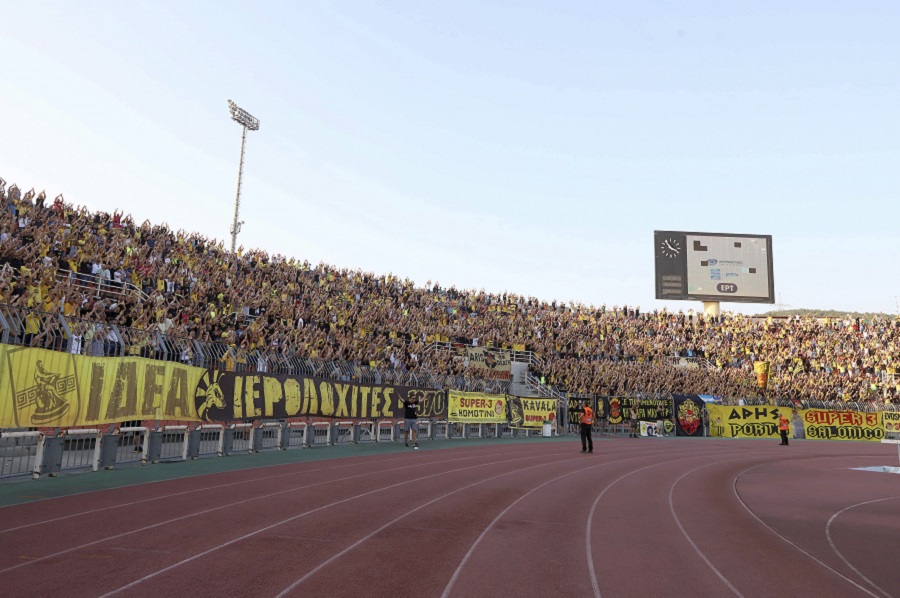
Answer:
[0,438,897,597]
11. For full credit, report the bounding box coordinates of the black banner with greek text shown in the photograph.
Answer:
[193,370,446,422]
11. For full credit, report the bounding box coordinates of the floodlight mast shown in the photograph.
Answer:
[227,99,260,254]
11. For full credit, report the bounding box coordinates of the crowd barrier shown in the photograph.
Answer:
[0,418,542,481]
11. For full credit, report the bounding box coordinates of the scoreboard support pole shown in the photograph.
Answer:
[703,301,721,317]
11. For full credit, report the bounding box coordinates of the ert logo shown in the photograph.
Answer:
[717,283,738,293]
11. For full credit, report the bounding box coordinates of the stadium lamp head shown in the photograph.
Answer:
[227,99,260,131]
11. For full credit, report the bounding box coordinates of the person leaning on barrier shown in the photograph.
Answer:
[577,400,593,454]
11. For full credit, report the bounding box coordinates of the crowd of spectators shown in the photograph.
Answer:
[2,176,898,404]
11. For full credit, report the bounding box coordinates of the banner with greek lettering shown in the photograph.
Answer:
[447,391,506,423]
[1,345,202,427]
[507,396,557,429]
[568,397,606,426]
[466,347,512,380]
[568,397,589,426]
[707,404,785,439]
[195,371,445,422]
[0,346,446,427]
[607,397,671,424]
[802,409,883,442]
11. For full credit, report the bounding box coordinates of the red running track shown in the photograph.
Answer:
[0,439,898,598]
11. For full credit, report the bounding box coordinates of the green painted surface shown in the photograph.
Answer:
[0,436,571,508]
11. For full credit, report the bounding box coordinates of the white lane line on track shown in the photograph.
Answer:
[584,454,703,598]
[0,449,539,577]
[0,449,434,511]
[0,442,554,512]
[441,460,610,598]
[732,461,881,598]
[97,450,573,597]
[0,454,404,534]
[275,454,586,598]
[825,496,900,598]
[440,447,722,598]
[668,462,745,597]
[0,446,536,534]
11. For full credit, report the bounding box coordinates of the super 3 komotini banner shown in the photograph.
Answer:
[707,404,885,442]
[447,391,506,424]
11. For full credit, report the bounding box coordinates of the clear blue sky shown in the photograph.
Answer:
[2,1,898,314]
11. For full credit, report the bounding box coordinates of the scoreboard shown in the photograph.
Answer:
[654,231,774,303]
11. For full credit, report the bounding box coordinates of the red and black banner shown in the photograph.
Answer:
[672,394,705,437]
[607,397,671,424]
[193,370,447,422]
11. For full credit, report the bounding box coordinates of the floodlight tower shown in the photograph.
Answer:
[227,99,260,254]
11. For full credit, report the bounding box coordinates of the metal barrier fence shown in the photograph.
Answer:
[0,431,43,479]
[357,421,375,444]
[416,420,432,440]
[155,426,189,463]
[1,418,554,481]
[256,422,281,452]
[449,422,465,439]
[197,425,225,457]
[310,422,331,447]
[229,423,253,454]
[333,422,354,446]
[377,421,395,443]
[285,422,307,448]
[113,427,149,467]
[432,422,449,439]
[60,429,101,473]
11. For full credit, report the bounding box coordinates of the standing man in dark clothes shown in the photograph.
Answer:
[401,395,420,449]
[577,400,594,453]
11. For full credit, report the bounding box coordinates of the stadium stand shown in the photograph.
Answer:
[1,176,899,405]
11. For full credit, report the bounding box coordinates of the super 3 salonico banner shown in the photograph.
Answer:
[0,345,203,427]
[0,346,447,427]
[707,404,885,442]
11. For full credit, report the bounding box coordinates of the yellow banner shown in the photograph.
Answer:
[708,404,885,442]
[1,346,203,428]
[507,396,556,429]
[802,409,883,442]
[448,391,506,424]
[753,361,770,389]
[707,404,787,439]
